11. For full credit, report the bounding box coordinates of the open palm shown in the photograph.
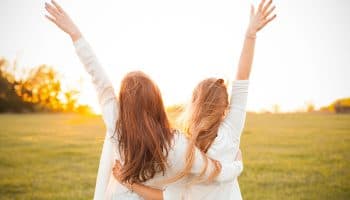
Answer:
[45,0,81,41]
[247,0,276,36]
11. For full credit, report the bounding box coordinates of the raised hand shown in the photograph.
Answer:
[44,0,82,41]
[247,0,276,37]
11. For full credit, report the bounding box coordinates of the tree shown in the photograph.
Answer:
[0,57,92,113]
[18,65,62,111]
[0,58,33,112]
[305,101,315,112]
[320,98,350,113]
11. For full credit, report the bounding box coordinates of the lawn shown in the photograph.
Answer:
[0,113,349,199]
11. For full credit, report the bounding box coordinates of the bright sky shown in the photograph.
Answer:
[1,0,349,112]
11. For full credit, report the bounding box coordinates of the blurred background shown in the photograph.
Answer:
[0,0,349,199]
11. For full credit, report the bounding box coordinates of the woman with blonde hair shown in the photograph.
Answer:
[44,1,244,199]
[113,0,276,199]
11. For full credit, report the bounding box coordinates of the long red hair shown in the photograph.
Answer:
[115,71,173,184]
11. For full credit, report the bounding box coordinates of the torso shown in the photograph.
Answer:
[107,131,190,199]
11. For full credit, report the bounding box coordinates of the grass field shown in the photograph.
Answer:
[0,113,349,200]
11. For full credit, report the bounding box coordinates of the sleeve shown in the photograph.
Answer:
[216,80,249,155]
[189,143,243,182]
[73,38,119,199]
[93,136,115,200]
[73,37,119,133]
[173,134,243,183]
[162,183,185,200]
[162,189,174,200]
[163,160,243,199]
[216,161,243,181]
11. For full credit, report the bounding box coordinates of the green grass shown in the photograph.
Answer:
[240,113,350,200]
[0,113,349,199]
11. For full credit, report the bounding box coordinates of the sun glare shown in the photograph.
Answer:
[0,0,349,113]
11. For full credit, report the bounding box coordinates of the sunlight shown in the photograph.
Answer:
[1,0,349,113]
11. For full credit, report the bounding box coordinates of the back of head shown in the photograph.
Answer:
[168,78,229,184]
[116,71,173,183]
[185,78,229,152]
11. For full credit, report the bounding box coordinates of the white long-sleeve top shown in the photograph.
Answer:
[163,80,249,200]
[73,38,243,200]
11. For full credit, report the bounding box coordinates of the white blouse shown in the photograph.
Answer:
[73,38,243,200]
[162,79,249,199]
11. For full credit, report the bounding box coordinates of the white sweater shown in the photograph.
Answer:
[163,80,249,200]
[73,38,243,200]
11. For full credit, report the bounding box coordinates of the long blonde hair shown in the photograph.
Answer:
[169,78,229,184]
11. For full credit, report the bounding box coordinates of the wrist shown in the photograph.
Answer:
[245,28,257,39]
[70,30,82,42]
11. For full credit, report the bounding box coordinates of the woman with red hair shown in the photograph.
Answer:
[44,1,244,199]
[112,0,276,199]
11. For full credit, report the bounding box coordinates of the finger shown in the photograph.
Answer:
[51,0,64,13]
[263,5,276,19]
[250,4,255,16]
[45,15,57,25]
[262,0,273,14]
[258,14,276,31]
[45,2,57,14]
[45,3,60,17]
[258,0,266,12]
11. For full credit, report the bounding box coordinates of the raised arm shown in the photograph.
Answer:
[215,0,276,155]
[45,2,118,200]
[44,1,117,121]
[236,0,276,80]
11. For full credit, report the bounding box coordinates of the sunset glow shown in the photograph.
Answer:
[1,0,349,113]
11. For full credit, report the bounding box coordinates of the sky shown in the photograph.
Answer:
[1,0,349,113]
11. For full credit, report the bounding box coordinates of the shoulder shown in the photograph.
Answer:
[208,125,232,152]
[102,98,119,136]
[171,130,188,148]
[168,130,189,158]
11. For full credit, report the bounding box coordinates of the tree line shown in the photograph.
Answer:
[0,57,92,114]
[320,98,350,114]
